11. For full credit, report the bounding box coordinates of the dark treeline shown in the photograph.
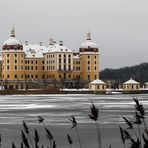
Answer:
[100,63,148,84]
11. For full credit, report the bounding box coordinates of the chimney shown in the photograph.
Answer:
[53,41,56,45]
[59,41,63,46]
[25,41,28,45]
[40,42,42,46]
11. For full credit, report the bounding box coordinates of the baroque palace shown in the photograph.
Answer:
[0,28,99,89]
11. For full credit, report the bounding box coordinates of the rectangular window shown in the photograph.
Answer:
[64,65,66,70]
[64,59,66,63]
[15,74,17,78]
[59,65,61,70]
[15,65,17,70]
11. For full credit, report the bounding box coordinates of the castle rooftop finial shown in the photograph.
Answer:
[86,31,91,40]
[49,38,54,45]
[10,26,15,37]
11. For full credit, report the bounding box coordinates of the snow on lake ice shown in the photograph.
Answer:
[0,94,147,125]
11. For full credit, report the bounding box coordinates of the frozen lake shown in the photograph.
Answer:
[0,94,148,125]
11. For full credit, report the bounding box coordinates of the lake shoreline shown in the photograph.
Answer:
[0,88,148,95]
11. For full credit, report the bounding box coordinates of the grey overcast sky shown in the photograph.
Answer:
[0,0,148,70]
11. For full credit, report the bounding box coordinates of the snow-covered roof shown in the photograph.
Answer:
[48,44,73,53]
[23,44,48,58]
[123,78,140,85]
[3,37,22,46]
[89,79,106,85]
[80,32,98,49]
[80,41,98,49]
[73,54,80,60]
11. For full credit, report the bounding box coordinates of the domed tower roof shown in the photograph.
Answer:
[80,32,98,53]
[2,27,23,51]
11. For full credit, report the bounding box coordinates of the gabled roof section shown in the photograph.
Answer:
[123,78,139,84]
[90,79,105,85]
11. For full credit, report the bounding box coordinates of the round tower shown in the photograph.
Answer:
[79,32,99,82]
[2,28,25,89]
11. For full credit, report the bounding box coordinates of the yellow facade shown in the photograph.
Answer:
[1,29,99,89]
[2,51,25,81]
[123,84,140,91]
[24,58,45,80]
[80,53,99,81]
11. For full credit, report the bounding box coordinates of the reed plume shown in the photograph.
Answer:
[22,121,34,148]
[119,126,126,148]
[21,130,30,148]
[67,134,73,148]
[53,140,57,148]
[122,117,133,129]
[21,142,24,148]
[89,101,102,148]
[34,129,40,148]
[70,115,82,148]
[38,116,53,148]
[12,142,16,148]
